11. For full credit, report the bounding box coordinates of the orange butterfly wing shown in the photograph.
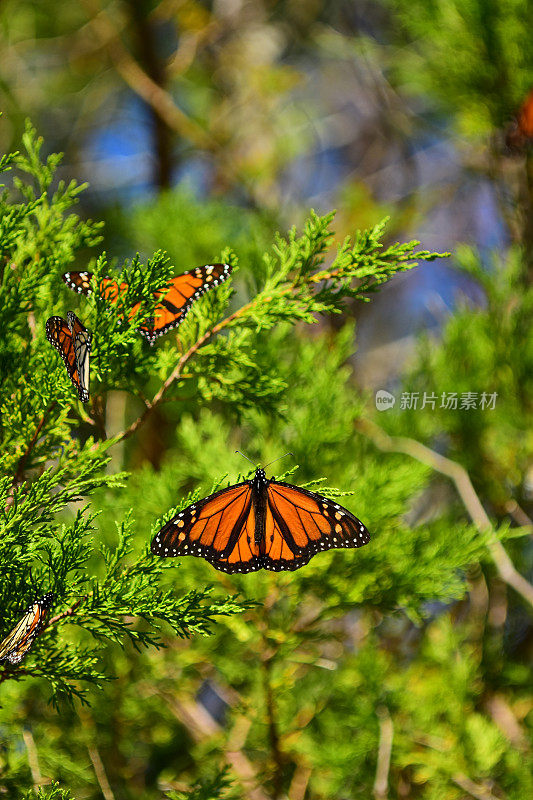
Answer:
[139,264,232,344]
[261,481,370,571]
[62,264,232,346]
[151,473,370,573]
[0,593,55,664]
[151,482,262,573]
[45,313,91,402]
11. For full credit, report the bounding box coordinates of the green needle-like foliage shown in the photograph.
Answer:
[3,121,525,800]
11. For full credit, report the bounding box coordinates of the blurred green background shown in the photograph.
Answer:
[0,1,532,798]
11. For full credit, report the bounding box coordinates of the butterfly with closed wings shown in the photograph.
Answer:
[46,312,92,403]
[0,593,55,664]
[151,468,370,573]
[62,263,232,346]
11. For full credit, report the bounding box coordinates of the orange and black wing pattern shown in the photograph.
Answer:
[140,264,232,345]
[62,264,232,345]
[0,593,55,665]
[151,482,261,573]
[151,470,370,574]
[46,312,91,402]
[262,480,370,571]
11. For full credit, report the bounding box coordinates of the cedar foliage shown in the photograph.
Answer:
[1,117,532,799]
[0,122,447,797]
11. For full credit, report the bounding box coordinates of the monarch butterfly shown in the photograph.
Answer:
[505,88,533,151]
[0,593,55,664]
[46,312,92,403]
[62,263,232,346]
[151,468,370,573]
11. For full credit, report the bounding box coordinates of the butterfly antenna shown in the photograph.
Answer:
[263,453,294,469]
[235,450,256,466]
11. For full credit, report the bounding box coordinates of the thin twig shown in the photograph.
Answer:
[484,694,528,749]
[356,419,533,610]
[452,773,500,800]
[115,298,256,441]
[505,499,533,531]
[158,688,270,800]
[46,597,85,629]
[78,705,117,800]
[373,707,393,800]
[288,766,312,800]
[14,402,57,484]
[87,744,116,800]
[22,728,44,788]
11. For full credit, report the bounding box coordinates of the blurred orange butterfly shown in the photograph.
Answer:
[0,593,55,664]
[151,467,370,573]
[46,312,92,403]
[506,88,533,151]
[62,263,232,346]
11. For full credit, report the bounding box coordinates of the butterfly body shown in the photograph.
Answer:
[0,592,55,664]
[62,263,232,346]
[151,468,370,573]
[46,312,91,402]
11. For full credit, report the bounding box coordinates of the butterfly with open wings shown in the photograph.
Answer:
[62,263,232,346]
[46,312,92,403]
[0,593,55,664]
[151,468,370,573]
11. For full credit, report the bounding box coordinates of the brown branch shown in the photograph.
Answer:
[158,688,271,800]
[484,694,528,749]
[78,705,117,800]
[22,728,45,788]
[87,743,116,800]
[373,707,393,800]
[83,0,215,151]
[14,402,57,485]
[46,597,85,629]
[505,499,533,531]
[356,419,533,610]
[288,766,312,800]
[452,773,500,800]
[115,298,257,441]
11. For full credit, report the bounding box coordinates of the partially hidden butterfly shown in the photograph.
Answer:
[46,312,92,402]
[505,88,533,151]
[62,263,232,346]
[0,593,55,664]
[151,468,370,573]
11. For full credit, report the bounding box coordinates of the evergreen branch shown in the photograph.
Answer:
[115,299,256,441]
[45,597,85,629]
[356,419,533,610]
[116,220,440,441]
